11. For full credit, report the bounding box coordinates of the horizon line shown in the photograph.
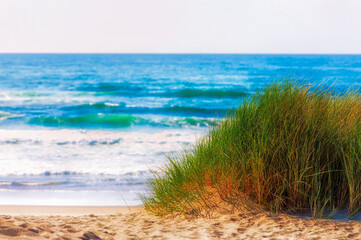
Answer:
[0,52,361,55]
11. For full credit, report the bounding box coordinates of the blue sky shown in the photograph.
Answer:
[0,0,360,53]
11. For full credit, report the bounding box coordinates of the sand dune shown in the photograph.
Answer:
[0,206,361,239]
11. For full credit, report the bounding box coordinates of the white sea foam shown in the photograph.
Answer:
[0,111,24,121]
[0,189,141,206]
[0,128,205,176]
[104,102,119,107]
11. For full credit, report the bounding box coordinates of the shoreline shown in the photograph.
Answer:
[0,205,143,216]
[1,204,361,221]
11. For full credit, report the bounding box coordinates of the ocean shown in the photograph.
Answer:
[0,54,360,206]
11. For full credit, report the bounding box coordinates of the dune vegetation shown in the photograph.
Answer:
[142,79,361,217]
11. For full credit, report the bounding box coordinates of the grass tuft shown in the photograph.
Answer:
[141,79,361,217]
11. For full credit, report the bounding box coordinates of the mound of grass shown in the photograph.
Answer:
[142,80,361,217]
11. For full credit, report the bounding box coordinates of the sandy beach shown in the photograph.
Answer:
[0,206,361,239]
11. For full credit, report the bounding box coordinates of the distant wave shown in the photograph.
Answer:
[0,139,42,145]
[70,102,125,109]
[92,88,248,98]
[162,106,228,116]
[29,114,137,128]
[1,88,248,100]
[60,102,126,111]
[0,111,23,121]
[0,112,13,121]
[13,91,51,97]
[0,181,66,187]
[0,137,123,146]
[76,82,143,93]
[13,181,66,186]
[74,83,248,99]
[28,114,220,128]
[61,103,228,117]
[0,170,151,191]
[76,82,149,98]
[37,170,151,177]
[163,89,248,98]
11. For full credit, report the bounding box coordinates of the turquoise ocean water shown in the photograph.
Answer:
[0,54,360,205]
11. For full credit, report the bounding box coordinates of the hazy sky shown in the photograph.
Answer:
[0,0,360,53]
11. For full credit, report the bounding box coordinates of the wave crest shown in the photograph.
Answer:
[28,114,219,128]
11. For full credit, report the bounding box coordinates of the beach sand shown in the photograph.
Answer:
[0,206,361,239]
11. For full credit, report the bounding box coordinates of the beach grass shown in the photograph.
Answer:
[141,79,361,217]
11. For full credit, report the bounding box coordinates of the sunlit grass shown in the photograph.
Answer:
[141,79,361,217]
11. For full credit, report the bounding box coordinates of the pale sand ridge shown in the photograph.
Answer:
[0,206,142,216]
